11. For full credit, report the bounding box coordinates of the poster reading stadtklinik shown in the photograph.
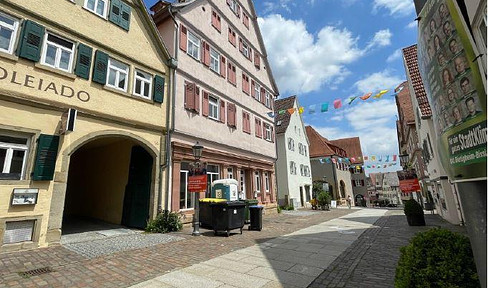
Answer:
[417,0,487,180]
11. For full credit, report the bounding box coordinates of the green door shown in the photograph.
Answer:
[122,146,153,229]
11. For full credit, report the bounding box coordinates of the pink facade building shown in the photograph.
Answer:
[151,0,279,218]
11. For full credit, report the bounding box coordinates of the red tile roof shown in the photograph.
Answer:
[402,44,432,117]
[305,126,347,158]
[330,137,364,164]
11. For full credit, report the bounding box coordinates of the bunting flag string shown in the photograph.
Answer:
[271,89,398,117]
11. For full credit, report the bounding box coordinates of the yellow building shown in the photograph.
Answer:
[0,0,173,252]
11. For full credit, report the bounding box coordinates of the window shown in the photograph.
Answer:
[289,161,296,175]
[84,0,108,18]
[228,0,240,16]
[0,12,19,54]
[40,33,75,72]
[242,111,251,133]
[211,10,221,32]
[210,48,220,73]
[227,62,236,85]
[304,146,307,156]
[354,179,362,187]
[254,82,261,101]
[206,164,219,197]
[106,58,129,91]
[300,164,304,176]
[304,166,310,177]
[243,13,249,29]
[208,95,219,120]
[264,172,269,192]
[287,138,295,151]
[298,143,303,155]
[264,123,272,141]
[265,92,271,108]
[179,165,194,210]
[227,167,233,179]
[254,171,261,192]
[187,30,200,60]
[0,134,29,180]
[133,70,152,99]
[242,41,249,58]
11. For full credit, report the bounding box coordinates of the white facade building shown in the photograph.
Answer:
[275,96,313,208]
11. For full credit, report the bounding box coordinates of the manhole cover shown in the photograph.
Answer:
[18,267,53,278]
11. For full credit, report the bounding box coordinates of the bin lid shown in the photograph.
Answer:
[211,178,238,187]
[211,200,245,207]
[200,198,227,203]
[249,205,263,208]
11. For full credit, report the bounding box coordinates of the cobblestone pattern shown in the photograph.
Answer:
[63,233,185,259]
[0,208,354,288]
[308,210,467,288]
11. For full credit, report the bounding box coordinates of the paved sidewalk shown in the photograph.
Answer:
[130,208,387,288]
[308,209,466,288]
[0,208,355,288]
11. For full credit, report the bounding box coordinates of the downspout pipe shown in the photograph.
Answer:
[163,4,178,211]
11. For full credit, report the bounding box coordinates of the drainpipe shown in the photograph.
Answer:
[163,4,179,211]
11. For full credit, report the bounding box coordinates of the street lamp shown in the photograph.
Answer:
[399,154,409,170]
[191,141,204,236]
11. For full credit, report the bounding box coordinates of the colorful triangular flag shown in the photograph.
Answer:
[320,103,329,112]
[373,89,388,99]
[350,157,356,162]
[371,155,376,161]
[308,105,316,114]
[267,112,275,118]
[378,155,382,162]
[385,155,390,162]
[393,155,397,161]
[287,108,295,115]
[347,96,358,105]
[363,156,369,161]
[278,110,286,115]
[331,158,337,164]
[298,107,304,114]
[325,158,331,163]
[319,158,324,164]
[333,99,342,109]
[360,92,372,100]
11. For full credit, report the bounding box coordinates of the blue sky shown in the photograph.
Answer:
[254,0,419,173]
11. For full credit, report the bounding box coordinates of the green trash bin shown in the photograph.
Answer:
[244,199,259,224]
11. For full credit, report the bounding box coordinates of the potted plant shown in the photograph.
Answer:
[403,199,425,226]
[317,191,331,210]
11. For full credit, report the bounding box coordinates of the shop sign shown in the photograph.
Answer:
[188,175,207,193]
[0,66,90,102]
[397,170,421,193]
[417,0,486,180]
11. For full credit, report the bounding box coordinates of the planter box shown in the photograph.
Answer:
[406,214,425,226]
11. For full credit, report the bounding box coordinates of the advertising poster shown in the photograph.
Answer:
[417,0,487,180]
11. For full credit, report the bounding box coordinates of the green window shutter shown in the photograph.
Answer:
[120,2,131,31]
[32,134,60,181]
[17,20,45,62]
[92,50,108,84]
[109,0,122,26]
[74,43,93,80]
[153,75,165,103]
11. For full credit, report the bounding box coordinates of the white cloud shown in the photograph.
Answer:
[354,69,404,93]
[258,15,392,95]
[386,49,402,63]
[372,0,415,17]
[365,29,392,50]
[262,0,294,14]
[406,21,417,29]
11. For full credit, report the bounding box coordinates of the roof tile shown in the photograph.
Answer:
[402,44,432,117]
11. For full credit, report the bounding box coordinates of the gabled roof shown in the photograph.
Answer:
[274,96,296,134]
[402,44,432,117]
[305,126,346,158]
[150,0,279,96]
[395,81,415,125]
[330,137,363,164]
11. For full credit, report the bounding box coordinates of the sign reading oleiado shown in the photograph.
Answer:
[0,66,90,102]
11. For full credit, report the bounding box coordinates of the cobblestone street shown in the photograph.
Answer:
[0,208,354,288]
[308,210,467,288]
[0,208,467,288]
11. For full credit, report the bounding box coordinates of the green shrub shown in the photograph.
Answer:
[145,210,183,233]
[395,228,479,288]
[277,206,282,213]
[317,191,331,206]
[404,199,423,216]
